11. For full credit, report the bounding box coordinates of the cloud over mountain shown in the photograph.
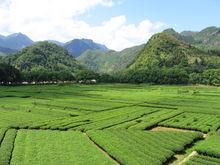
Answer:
[0,0,165,50]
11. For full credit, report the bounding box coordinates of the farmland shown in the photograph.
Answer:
[0,84,220,164]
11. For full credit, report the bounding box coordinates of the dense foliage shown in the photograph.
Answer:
[116,32,220,85]
[2,41,83,73]
[167,26,220,52]
[189,69,220,85]
[0,63,21,84]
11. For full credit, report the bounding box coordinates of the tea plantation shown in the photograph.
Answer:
[0,84,220,165]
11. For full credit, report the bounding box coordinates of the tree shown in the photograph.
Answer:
[75,70,99,82]
[0,63,21,84]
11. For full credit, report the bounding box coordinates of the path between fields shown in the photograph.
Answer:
[151,126,207,165]
[178,151,198,165]
[83,132,121,165]
[151,126,207,138]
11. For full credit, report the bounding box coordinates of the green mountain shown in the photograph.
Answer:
[2,41,83,72]
[164,26,220,51]
[77,44,144,73]
[129,32,220,71]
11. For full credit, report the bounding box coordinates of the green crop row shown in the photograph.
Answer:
[27,106,158,131]
[87,130,202,165]
[0,128,7,143]
[159,112,220,133]
[109,110,181,130]
[11,130,114,165]
[194,133,220,158]
[185,155,220,165]
[0,129,17,165]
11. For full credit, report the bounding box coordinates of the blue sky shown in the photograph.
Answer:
[83,0,220,32]
[0,0,219,50]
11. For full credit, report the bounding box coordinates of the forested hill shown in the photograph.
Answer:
[2,41,84,73]
[164,26,220,52]
[116,32,220,85]
[129,32,220,71]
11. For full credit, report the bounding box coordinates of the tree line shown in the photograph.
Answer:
[0,63,219,86]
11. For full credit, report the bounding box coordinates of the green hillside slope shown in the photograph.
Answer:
[2,41,83,73]
[77,45,144,73]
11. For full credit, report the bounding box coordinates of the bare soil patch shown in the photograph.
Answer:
[151,126,195,132]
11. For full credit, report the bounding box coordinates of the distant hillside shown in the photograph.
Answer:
[64,39,108,57]
[164,26,220,51]
[0,33,34,50]
[0,46,17,56]
[2,41,83,72]
[77,44,144,73]
[129,32,220,71]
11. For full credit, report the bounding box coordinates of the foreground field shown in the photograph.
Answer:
[0,84,220,165]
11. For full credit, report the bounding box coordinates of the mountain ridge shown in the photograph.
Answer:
[64,39,109,57]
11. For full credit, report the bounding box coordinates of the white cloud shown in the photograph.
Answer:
[0,0,165,51]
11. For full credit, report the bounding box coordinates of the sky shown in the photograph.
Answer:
[0,0,219,51]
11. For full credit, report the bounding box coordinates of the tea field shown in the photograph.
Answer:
[0,84,220,165]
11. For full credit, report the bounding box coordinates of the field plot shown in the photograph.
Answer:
[11,130,115,165]
[87,130,202,165]
[159,112,220,133]
[0,129,17,165]
[185,155,220,165]
[0,109,62,129]
[28,106,158,131]
[1,84,220,164]
[194,133,220,158]
[109,110,181,130]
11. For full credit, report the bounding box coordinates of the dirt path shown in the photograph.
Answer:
[151,126,208,165]
[179,151,198,165]
[83,132,121,165]
[151,126,207,138]
[151,126,196,132]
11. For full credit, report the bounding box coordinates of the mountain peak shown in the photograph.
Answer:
[64,38,108,57]
[163,28,177,34]
[129,32,193,69]
[0,32,34,50]
[7,32,27,38]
